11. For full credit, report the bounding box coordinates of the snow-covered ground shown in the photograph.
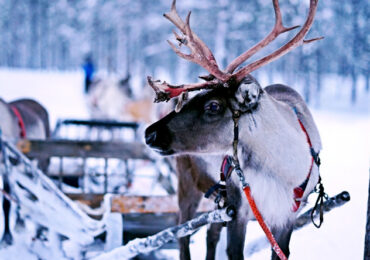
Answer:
[0,68,369,259]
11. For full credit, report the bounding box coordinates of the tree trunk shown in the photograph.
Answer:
[39,1,49,69]
[214,0,229,69]
[315,49,322,107]
[28,0,39,68]
[9,0,20,67]
[351,68,357,105]
[351,0,360,104]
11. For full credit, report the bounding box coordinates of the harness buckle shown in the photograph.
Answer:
[234,165,249,188]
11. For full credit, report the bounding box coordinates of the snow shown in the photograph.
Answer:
[0,68,369,259]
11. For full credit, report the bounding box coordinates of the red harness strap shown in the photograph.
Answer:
[234,114,317,259]
[292,119,315,212]
[221,108,319,260]
[10,105,27,138]
[242,118,316,259]
[243,185,288,260]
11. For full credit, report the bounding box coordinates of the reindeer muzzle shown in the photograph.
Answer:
[145,120,174,155]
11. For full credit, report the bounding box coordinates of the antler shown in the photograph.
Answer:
[148,0,322,102]
[147,76,220,102]
[225,0,300,74]
[164,0,231,82]
[234,0,323,82]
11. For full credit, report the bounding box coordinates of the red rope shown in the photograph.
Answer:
[243,185,288,260]
[10,105,27,138]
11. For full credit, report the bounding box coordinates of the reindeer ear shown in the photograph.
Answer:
[230,75,262,112]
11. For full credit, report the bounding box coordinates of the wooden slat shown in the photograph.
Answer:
[65,193,215,214]
[57,119,139,129]
[66,193,105,209]
[17,139,152,160]
[111,195,215,214]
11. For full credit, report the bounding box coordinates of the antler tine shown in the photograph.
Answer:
[226,0,299,74]
[164,0,186,33]
[164,2,214,63]
[147,76,220,102]
[234,0,322,82]
[163,0,231,82]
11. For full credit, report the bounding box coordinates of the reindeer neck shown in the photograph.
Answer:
[236,95,312,184]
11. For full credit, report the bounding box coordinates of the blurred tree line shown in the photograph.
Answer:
[0,0,368,103]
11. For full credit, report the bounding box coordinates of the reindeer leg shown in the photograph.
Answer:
[226,212,247,260]
[271,224,293,259]
[226,184,247,260]
[178,186,202,260]
[206,222,223,260]
[176,156,203,260]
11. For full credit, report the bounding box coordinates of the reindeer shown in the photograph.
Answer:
[145,0,322,259]
[86,75,165,123]
[0,98,50,247]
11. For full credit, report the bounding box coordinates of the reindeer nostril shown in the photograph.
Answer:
[145,131,157,145]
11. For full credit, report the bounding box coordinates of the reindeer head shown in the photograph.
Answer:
[145,0,321,156]
[145,75,263,155]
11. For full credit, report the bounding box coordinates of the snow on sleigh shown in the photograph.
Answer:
[3,117,214,258]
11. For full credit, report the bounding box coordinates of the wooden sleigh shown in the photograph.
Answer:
[13,118,198,247]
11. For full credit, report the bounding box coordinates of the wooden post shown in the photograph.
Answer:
[104,158,108,194]
[82,158,86,194]
[58,157,63,190]
[364,174,370,259]
[124,160,130,189]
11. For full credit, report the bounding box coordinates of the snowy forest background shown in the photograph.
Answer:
[0,1,369,259]
[0,0,368,106]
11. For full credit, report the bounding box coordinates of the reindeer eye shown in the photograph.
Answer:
[205,101,221,113]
